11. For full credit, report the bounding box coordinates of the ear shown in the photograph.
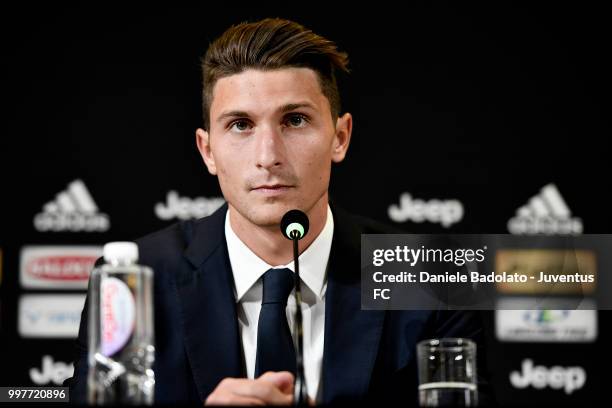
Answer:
[195,128,217,175]
[331,112,353,163]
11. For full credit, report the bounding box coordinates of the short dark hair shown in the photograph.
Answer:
[201,18,349,130]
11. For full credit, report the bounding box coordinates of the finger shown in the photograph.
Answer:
[275,376,294,396]
[205,394,266,406]
[277,377,294,396]
[234,380,293,405]
[258,371,295,393]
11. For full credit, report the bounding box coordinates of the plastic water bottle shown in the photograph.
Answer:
[87,242,155,405]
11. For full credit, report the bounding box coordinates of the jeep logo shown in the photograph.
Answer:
[388,192,463,228]
[29,355,74,385]
[509,359,586,395]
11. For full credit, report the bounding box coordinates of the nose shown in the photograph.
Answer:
[255,124,285,170]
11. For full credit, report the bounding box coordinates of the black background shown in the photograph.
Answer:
[1,3,610,405]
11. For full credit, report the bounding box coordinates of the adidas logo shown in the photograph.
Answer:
[508,183,583,235]
[155,190,225,221]
[33,180,110,232]
[388,192,463,228]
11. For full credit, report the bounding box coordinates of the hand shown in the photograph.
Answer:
[205,371,294,406]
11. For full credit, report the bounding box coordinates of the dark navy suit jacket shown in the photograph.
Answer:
[66,203,489,405]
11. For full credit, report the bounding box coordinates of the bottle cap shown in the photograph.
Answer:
[103,242,139,264]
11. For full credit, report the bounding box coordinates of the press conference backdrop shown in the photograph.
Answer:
[1,3,610,406]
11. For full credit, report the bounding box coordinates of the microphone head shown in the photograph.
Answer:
[280,209,309,240]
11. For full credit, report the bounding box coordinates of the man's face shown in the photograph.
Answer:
[196,67,352,227]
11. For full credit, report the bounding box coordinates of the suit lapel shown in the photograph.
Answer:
[322,206,386,402]
[175,204,244,400]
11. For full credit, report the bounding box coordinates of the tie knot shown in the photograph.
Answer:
[262,268,294,305]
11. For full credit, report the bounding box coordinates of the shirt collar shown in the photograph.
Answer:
[225,205,334,302]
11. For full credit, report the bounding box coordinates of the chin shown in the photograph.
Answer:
[244,202,294,227]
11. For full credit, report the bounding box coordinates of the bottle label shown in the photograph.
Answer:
[100,276,135,356]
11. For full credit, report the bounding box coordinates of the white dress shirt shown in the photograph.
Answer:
[224,205,333,402]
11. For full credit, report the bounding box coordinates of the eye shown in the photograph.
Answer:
[229,119,252,132]
[285,113,309,128]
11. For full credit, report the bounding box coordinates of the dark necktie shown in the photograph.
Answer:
[255,267,297,377]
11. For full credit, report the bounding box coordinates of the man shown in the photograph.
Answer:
[67,18,487,405]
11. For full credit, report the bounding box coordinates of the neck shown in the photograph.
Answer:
[228,194,328,266]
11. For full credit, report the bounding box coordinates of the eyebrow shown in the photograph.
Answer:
[216,102,317,123]
[216,110,250,123]
[280,102,316,113]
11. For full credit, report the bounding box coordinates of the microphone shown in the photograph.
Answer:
[281,209,309,240]
[280,209,309,406]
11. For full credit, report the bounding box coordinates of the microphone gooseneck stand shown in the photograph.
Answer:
[290,229,308,406]
[280,210,309,406]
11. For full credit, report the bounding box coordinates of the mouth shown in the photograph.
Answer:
[251,184,294,196]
